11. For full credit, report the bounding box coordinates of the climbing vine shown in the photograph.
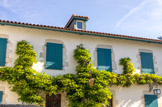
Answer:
[0,41,162,107]
[67,44,112,107]
[0,41,58,105]
[119,57,135,74]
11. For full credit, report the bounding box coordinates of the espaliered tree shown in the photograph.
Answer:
[0,40,162,106]
[0,41,59,105]
[68,44,112,107]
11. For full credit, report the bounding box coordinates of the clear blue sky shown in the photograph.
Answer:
[0,0,162,39]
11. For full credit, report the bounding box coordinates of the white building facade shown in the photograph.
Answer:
[0,15,162,107]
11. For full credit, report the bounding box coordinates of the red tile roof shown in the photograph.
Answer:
[0,19,161,44]
[72,14,89,19]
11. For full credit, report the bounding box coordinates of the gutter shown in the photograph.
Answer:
[0,22,162,44]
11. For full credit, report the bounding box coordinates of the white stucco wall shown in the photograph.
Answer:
[0,25,162,107]
[110,85,162,107]
[0,81,20,104]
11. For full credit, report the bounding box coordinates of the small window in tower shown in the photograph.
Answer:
[77,21,83,29]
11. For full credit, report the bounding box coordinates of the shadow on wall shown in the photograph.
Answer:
[0,105,41,107]
[119,99,143,107]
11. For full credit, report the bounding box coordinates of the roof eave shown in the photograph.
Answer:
[0,22,162,44]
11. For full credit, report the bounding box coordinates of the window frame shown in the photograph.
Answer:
[45,42,63,70]
[0,38,7,67]
[97,48,112,72]
[140,52,154,74]
[76,20,84,30]
[0,91,3,104]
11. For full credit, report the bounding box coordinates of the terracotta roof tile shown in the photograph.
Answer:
[72,14,89,19]
[0,19,161,43]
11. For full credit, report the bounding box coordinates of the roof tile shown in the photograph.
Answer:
[0,19,161,43]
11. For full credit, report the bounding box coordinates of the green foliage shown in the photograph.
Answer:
[66,44,112,107]
[119,57,135,74]
[0,41,162,107]
[0,41,58,105]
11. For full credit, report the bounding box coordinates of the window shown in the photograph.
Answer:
[140,52,154,74]
[144,95,158,107]
[0,91,3,104]
[46,43,63,70]
[76,21,83,29]
[46,94,61,107]
[0,38,7,66]
[97,48,112,72]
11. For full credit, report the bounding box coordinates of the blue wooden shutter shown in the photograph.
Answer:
[0,38,7,66]
[0,91,3,104]
[97,48,112,72]
[46,43,63,70]
[140,52,154,74]
[144,95,158,107]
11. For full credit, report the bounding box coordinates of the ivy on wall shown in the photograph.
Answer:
[0,41,162,107]
[119,57,135,74]
[0,41,58,105]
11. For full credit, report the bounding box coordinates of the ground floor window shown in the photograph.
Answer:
[0,91,3,104]
[46,94,61,107]
[144,95,158,107]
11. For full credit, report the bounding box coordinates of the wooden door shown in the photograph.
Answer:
[46,94,61,107]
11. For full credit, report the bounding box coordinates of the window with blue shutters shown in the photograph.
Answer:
[0,38,7,66]
[97,48,112,72]
[140,52,154,74]
[0,91,3,104]
[144,95,158,107]
[46,43,63,70]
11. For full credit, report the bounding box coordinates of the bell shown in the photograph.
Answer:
[89,78,94,87]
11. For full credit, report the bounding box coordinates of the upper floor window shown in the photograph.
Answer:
[140,52,154,74]
[46,42,63,70]
[97,48,112,72]
[0,38,7,66]
[76,21,83,30]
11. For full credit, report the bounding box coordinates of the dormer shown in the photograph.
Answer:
[65,14,89,30]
